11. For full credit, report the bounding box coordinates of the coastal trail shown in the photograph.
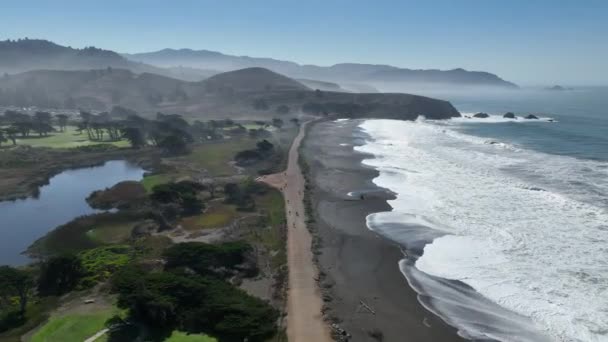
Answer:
[258,121,331,342]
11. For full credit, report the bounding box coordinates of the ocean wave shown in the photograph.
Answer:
[355,119,608,342]
[452,113,557,123]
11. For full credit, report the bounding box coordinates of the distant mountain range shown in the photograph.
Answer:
[0,39,208,81]
[0,39,517,89]
[0,38,479,121]
[124,48,518,88]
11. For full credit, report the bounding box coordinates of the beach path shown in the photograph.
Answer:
[258,121,331,342]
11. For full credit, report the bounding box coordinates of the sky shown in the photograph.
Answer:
[1,0,607,86]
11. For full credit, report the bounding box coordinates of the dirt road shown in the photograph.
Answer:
[258,121,331,342]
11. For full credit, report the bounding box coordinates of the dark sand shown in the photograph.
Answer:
[301,119,464,341]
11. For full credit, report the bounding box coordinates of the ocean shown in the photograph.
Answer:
[354,87,608,341]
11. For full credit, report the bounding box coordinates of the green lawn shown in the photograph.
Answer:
[31,309,117,342]
[165,331,217,342]
[141,174,173,193]
[15,126,129,148]
[180,204,239,231]
[86,221,137,244]
[241,123,267,130]
[185,138,258,176]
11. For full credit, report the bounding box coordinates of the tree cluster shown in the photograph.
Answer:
[234,139,275,166]
[151,181,206,217]
[0,110,60,146]
[110,242,277,342]
[223,178,267,210]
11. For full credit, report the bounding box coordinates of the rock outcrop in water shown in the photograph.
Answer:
[503,112,516,119]
[524,114,539,120]
[473,112,490,118]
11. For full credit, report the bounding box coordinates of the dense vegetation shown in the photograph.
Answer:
[0,102,294,341]
[109,242,278,342]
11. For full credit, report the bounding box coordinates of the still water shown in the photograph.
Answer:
[0,160,145,265]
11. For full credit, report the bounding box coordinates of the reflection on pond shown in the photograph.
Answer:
[0,160,145,265]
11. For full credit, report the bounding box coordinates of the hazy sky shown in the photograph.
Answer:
[1,0,607,85]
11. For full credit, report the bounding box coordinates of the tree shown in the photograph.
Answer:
[256,139,274,153]
[223,183,241,204]
[151,181,205,216]
[4,127,17,145]
[37,254,85,296]
[33,111,52,136]
[10,113,34,138]
[79,111,94,140]
[271,118,283,128]
[111,255,277,342]
[290,117,300,126]
[158,134,188,155]
[164,242,251,276]
[180,194,204,216]
[275,105,290,115]
[0,130,6,147]
[0,266,33,316]
[55,114,69,132]
[121,127,146,148]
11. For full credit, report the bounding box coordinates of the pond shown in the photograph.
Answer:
[0,160,145,265]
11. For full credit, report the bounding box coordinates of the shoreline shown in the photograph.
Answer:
[0,146,159,202]
[301,119,464,341]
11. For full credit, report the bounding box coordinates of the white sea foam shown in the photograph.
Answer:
[356,119,608,342]
[455,113,556,123]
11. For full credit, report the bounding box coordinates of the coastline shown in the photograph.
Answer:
[301,119,464,341]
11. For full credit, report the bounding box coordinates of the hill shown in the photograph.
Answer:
[0,39,516,88]
[0,68,192,110]
[0,67,460,121]
[0,39,207,81]
[125,48,518,88]
[296,79,347,92]
[202,67,309,93]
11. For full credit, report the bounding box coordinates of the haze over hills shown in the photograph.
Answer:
[0,39,518,91]
[124,48,518,88]
[0,66,460,121]
[0,38,464,121]
[0,39,208,82]
[203,67,309,93]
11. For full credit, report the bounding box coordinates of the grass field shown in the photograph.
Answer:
[141,173,173,192]
[30,308,117,342]
[185,138,257,176]
[254,189,286,268]
[86,221,136,244]
[165,331,217,342]
[15,126,129,149]
[180,204,239,231]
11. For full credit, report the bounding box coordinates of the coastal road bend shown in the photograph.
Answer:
[258,121,332,342]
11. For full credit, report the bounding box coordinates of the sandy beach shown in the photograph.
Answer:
[301,119,464,341]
